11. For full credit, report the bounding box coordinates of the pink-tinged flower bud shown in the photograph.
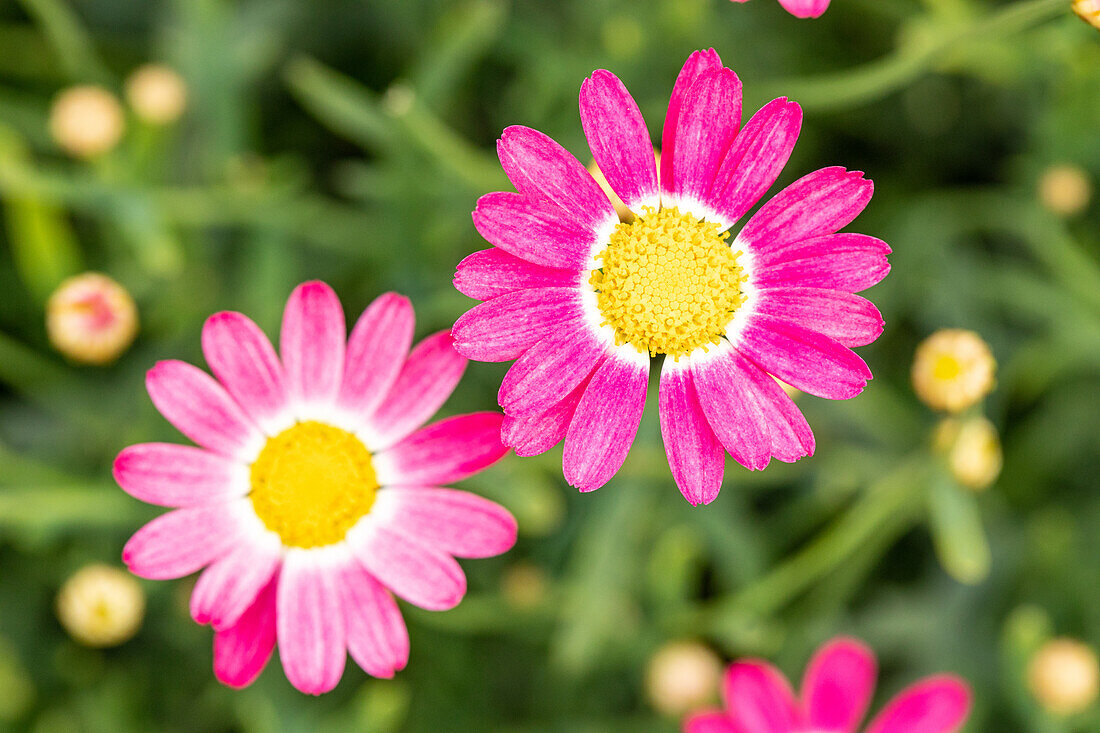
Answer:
[646,641,722,716]
[912,329,996,413]
[47,273,139,365]
[125,64,188,124]
[1028,638,1099,716]
[1074,0,1100,29]
[49,86,125,158]
[57,565,145,647]
[1038,164,1092,217]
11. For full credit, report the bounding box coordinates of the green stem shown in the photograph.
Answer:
[698,457,929,639]
[16,0,111,85]
[764,0,1069,110]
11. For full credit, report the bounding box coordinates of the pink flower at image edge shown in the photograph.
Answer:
[731,0,831,19]
[684,637,971,733]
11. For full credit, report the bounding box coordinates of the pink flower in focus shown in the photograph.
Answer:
[115,281,516,694]
[452,50,889,504]
[684,638,971,733]
[731,0,831,19]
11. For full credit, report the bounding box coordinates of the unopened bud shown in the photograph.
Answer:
[57,565,144,647]
[49,86,124,158]
[1028,638,1099,716]
[125,64,188,124]
[47,273,139,365]
[912,329,995,413]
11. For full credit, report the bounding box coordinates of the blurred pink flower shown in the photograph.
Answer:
[115,281,515,694]
[684,637,971,733]
[731,0,831,19]
[453,49,888,504]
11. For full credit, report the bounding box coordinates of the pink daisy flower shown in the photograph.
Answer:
[731,0,831,19]
[684,637,972,733]
[114,281,516,694]
[452,50,889,504]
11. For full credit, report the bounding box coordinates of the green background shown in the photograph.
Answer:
[0,0,1098,730]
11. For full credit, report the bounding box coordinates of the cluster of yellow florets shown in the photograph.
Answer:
[591,206,744,358]
[250,421,378,548]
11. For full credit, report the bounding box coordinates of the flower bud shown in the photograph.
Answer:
[912,329,995,413]
[934,416,1003,490]
[56,565,145,647]
[1038,164,1091,216]
[645,640,722,716]
[47,273,139,365]
[1028,638,1099,716]
[49,86,125,158]
[1074,0,1100,30]
[125,64,188,124]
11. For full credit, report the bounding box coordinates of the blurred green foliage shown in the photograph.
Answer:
[0,0,1098,731]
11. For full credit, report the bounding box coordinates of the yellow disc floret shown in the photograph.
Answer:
[591,206,745,357]
[250,421,378,548]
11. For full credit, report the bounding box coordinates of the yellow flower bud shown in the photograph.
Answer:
[912,329,995,413]
[1074,0,1100,30]
[49,86,125,158]
[1038,164,1092,217]
[589,150,661,223]
[1028,638,1099,716]
[56,565,145,647]
[934,416,1003,490]
[47,273,139,365]
[645,641,722,716]
[125,64,188,124]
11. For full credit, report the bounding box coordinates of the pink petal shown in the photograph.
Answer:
[277,550,347,695]
[668,67,743,210]
[280,281,346,411]
[473,192,598,270]
[337,292,415,421]
[349,524,467,611]
[580,69,658,212]
[722,661,803,733]
[338,560,409,678]
[661,49,723,198]
[113,443,247,507]
[201,311,289,433]
[454,248,579,301]
[213,572,278,689]
[778,0,831,18]
[754,288,884,347]
[562,349,649,492]
[659,361,725,506]
[692,342,814,470]
[753,233,891,290]
[375,412,508,487]
[802,637,877,732]
[864,676,972,733]
[496,125,616,232]
[122,501,248,579]
[500,367,596,457]
[363,331,466,450]
[146,360,262,459]
[374,487,517,558]
[709,97,802,227]
[497,322,609,418]
[451,287,585,363]
[684,712,738,733]
[736,315,871,400]
[190,533,282,630]
[737,168,873,260]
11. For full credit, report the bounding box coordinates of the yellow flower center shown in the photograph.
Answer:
[590,206,745,358]
[932,354,962,381]
[249,421,378,548]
